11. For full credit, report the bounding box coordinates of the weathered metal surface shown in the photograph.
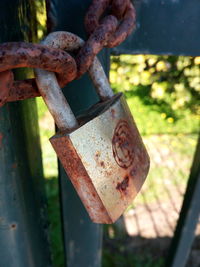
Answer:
[0,42,77,105]
[76,15,118,77]
[166,136,200,267]
[42,31,114,99]
[0,70,14,106]
[77,0,136,75]
[0,42,75,80]
[35,69,78,130]
[0,26,116,105]
[112,0,200,56]
[89,56,113,100]
[51,133,113,223]
[84,0,110,33]
[0,1,135,105]
[84,0,136,47]
[108,1,136,48]
[0,78,41,107]
[35,31,113,131]
[7,79,40,103]
[0,0,51,266]
[111,0,128,20]
[51,93,149,223]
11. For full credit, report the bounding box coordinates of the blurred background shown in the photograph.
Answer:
[35,1,200,266]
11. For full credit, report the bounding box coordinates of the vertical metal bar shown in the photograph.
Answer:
[0,1,51,266]
[166,135,200,267]
[51,0,109,266]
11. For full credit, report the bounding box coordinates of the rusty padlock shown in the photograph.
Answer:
[35,32,150,224]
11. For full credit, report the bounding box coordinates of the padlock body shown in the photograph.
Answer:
[50,93,150,224]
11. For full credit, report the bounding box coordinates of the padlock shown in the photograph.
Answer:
[35,32,150,224]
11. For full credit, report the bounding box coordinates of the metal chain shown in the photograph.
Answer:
[0,0,136,106]
[0,42,77,107]
[84,0,135,47]
[77,0,136,76]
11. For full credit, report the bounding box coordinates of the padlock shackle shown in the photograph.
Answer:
[43,31,114,100]
[35,69,78,130]
[35,31,114,131]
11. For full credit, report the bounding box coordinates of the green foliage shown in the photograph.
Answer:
[37,96,47,118]
[110,55,200,135]
[36,97,58,178]
[35,0,47,40]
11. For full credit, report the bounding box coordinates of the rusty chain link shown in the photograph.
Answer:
[77,0,136,76]
[0,42,77,106]
[84,0,135,47]
[0,0,136,106]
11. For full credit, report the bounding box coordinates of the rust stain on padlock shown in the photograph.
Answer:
[116,175,129,194]
[110,108,116,119]
[51,94,150,224]
[50,134,113,224]
[112,120,135,169]
[95,153,104,167]
[100,161,105,168]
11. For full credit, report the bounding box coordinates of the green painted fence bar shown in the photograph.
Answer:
[166,136,200,267]
[0,1,51,266]
[113,0,200,56]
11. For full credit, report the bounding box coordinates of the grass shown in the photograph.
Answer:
[112,87,199,136]
[37,97,58,178]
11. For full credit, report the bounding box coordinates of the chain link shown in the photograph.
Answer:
[78,0,136,76]
[0,0,136,106]
[0,42,77,106]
